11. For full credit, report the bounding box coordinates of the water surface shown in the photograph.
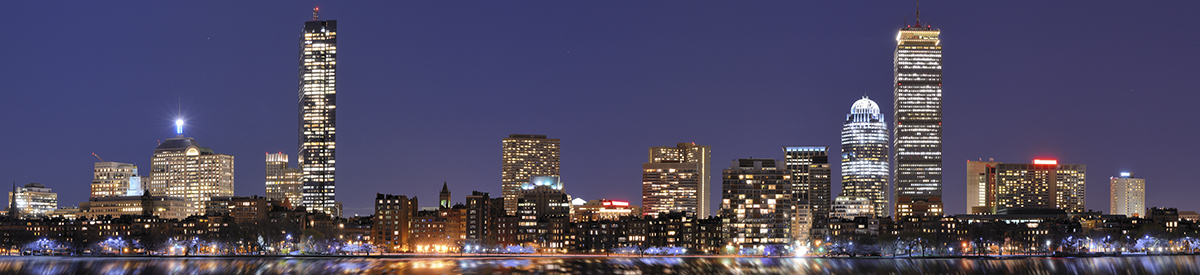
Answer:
[1,255,1197,274]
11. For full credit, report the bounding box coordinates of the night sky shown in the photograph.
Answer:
[4,1,1198,217]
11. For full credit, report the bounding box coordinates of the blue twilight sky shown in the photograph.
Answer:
[2,1,1198,216]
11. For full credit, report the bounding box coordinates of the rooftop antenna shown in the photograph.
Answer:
[915,0,921,26]
[313,7,319,21]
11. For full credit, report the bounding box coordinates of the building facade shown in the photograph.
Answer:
[893,16,944,217]
[265,153,302,207]
[79,194,188,221]
[501,134,560,215]
[206,195,280,224]
[464,191,492,245]
[373,193,418,252]
[647,143,711,217]
[965,159,1086,213]
[642,162,700,218]
[572,199,636,222]
[720,159,793,253]
[840,97,889,217]
[92,162,142,198]
[8,183,58,218]
[149,136,235,216]
[1110,172,1145,217]
[299,9,339,216]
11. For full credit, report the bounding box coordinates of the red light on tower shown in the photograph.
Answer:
[1033,159,1058,165]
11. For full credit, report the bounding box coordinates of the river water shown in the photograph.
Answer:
[1,255,1198,274]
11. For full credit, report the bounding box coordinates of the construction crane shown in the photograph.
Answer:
[92,153,105,162]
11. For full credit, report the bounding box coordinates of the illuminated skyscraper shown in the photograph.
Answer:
[840,97,889,217]
[645,143,710,217]
[501,134,560,215]
[92,162,143,198]
[266,152,302,207]
[893,12,943,217]
[1110,172,1145,217]
[784,146,830,225]
[299,8,338,216]
[150,136,235,216]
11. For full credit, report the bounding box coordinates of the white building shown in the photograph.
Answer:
[1110,172,1145,217]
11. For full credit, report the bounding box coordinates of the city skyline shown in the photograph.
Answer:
[3,2,1198,217]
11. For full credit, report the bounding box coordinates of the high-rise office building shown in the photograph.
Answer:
[644,143,710,217]
[721,159,793,252]
[265,152,302,207]
[840,97,889,217]
[784,146,830,225]
[650,143,711,217]
[964,159,1085,214]
[893,12,944,217]
[92,162,143,198]
[501,134,560,215]
[642,162,699,218]
[150,136,235,216]
[1111,172,1145,217]
[299,8,339,216]
[7,183,57,218]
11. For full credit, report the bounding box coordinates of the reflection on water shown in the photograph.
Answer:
[1,255,1199,274]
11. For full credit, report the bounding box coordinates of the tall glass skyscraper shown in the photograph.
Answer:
[299,8,338,216]
[893,15,943,217]
[840,97,889,217]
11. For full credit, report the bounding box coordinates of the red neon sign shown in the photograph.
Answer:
[1032,159,1058,165]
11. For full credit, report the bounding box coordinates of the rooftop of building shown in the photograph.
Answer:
[154,137,215,154]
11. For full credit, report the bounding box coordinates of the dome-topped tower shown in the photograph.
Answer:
[850,96,880,114]
[847,96,884,123]
[840,96,889,218]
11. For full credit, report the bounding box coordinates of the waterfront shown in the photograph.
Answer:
[2,255,1199,275]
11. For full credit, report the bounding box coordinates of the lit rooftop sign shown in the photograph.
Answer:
[1032,159,1058,165]
[602,200,629,207]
